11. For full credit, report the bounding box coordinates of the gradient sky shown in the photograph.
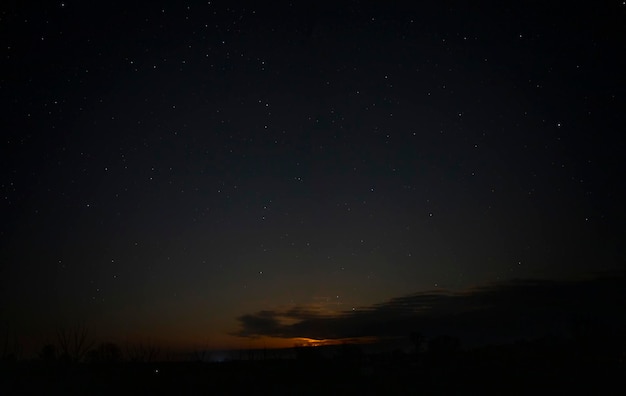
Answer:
[2,1,625,354]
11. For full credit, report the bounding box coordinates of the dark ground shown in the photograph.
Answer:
[1,338,623,395]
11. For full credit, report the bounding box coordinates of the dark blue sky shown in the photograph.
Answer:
[1,1,625,353]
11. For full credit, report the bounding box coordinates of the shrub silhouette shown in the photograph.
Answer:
[87,342,122,364]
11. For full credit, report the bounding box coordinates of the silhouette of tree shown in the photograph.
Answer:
[38,344,57,363]
[410,331,425,355]
[56,324,95,363]
[1,324,22,364]
[125,341,161,362]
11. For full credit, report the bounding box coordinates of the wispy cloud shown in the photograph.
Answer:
[234,272,625,345]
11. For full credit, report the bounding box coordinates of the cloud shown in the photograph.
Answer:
[234,272,626,345]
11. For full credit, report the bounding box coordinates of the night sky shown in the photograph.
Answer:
[2,1,625,355]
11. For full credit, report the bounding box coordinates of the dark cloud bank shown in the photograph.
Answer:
[235,272,625,346]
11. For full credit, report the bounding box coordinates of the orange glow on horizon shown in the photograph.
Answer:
[291,336,380,348]
[293,337,328,347]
